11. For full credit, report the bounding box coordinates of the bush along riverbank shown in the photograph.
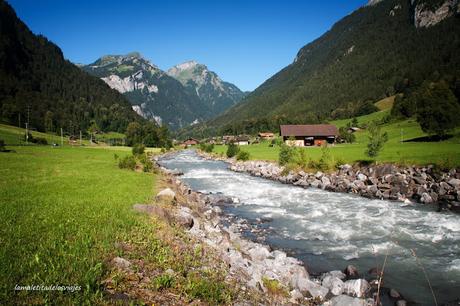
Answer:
[197,151,460,213]
[151,156,414,305]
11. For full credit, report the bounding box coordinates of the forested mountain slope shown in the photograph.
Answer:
[188,0,460,137]
[0,0,143,135]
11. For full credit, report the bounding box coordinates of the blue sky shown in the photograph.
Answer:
[9,0,366,91]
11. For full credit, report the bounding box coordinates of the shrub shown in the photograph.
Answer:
[317,144,332,171]
[113,153,119,160]
[0,139,5,152]
[118,155,136,170]
[132,144,145,155]
[295,148,309,168]
[366,122,388,158]
[262,277,288,297]
[236,150,250,161]
[278,144,294,166]
[226,143,239,158]
[139,154,154,172]
[153,274,174,290]
[270,138,283,147]
[200,143,214,153]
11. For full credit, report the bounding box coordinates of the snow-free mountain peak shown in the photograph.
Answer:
[167,61,247,114]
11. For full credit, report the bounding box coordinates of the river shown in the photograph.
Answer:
[159,150,460,305]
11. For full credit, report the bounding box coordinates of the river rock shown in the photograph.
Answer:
[289,289,303,303]
[343,279,369,298]
[112,257,132,271]
[156,188,176,203]
[389,288,401,299]
[448,178,460,188]
[322,275,344,295]
[176,206,194,229]
[296,277,329,299]
[327,294,371,306]
[248,245,270,261]
[396,300,407,306]
[420,192,433,204]
[344,265,359,278]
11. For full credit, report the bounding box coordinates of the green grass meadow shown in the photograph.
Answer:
[213,114,460,167]
[0,145,157,303]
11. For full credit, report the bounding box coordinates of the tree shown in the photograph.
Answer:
[339,126,356,143]
[416,82,460,136]
[226,143,239,158]
[365,122,388,158]
[125,122,143,146]
[142,122,159,147]
[87,120,99,144]
[278,144,294,166]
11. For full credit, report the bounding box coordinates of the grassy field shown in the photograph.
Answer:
[213,116,460,167]
[0,142,238,304]
[0,145,158,303]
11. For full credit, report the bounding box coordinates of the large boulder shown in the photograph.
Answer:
[156,188,176,204]
[175,206,194,229]
[322,275,344,295]
[448,178,460,188]
[296,277,329,299]
[343,279,369,298]
[328,294,372,306]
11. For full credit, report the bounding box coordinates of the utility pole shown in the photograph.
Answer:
[25,122,28,145]
[61,128,63,147]
[80,131,82,146]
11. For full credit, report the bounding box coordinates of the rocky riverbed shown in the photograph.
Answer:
[198,151,460,212]
[151,159,414,305]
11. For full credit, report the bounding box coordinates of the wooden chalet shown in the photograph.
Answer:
[183,138,199,147]
[280,124,338,147]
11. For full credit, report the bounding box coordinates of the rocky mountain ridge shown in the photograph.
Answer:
[167,60,247,116]
[83,54,245,129]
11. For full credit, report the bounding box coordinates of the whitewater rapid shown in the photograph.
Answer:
[159,150,460,304]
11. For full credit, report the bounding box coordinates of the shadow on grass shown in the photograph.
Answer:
[404,134,453,142]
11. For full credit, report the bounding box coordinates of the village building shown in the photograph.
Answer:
[236,135,250,146]
[222,135,236,145]
[280,124,338,147]
[258,132,275,140]
[182,138,199,147]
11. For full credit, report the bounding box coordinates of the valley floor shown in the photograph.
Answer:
[212,113,460,167]
[0,145,249,304]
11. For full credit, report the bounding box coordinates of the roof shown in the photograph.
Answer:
[236,136,250,141]
[280,124,338,137]
[258,132,274,137]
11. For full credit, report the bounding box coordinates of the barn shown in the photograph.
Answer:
[280,124,338,147]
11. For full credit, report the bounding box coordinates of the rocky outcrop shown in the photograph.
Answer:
[223,158,460,212]
[414,0,459,28]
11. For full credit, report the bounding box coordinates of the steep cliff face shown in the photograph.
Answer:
[413,0,459,28]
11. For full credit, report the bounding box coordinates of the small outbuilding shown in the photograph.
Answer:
[258,132,275,140]
[280,124,338,147]
[236,135,250,146]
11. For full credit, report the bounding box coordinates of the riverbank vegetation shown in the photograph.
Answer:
[0,145,237,304]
